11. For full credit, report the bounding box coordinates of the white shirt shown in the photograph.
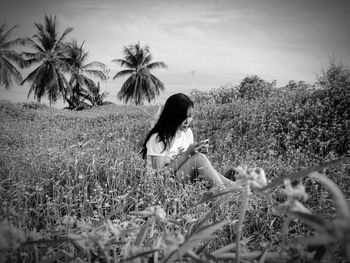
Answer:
[146,128,194,166]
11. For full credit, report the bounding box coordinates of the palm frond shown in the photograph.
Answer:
[142,53,153,66]
[82,75,96,90]
[113,69,135,79]
[117,74,137,104]
[122,45,139,66]
[1,37,30,49]
[27,65,48,101]
[24,38,45,53]
[146,61,168,71]
[53,27,74,52]
[21,64,42,85]
[1,50,27,68]
[84,69,105,80]
[83,61,106,70]
[0,24,17,44]
[0,57,23,88]
[112,58,134,69]
[22,52,46,65]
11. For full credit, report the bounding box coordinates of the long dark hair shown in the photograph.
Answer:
[141,93,194,159]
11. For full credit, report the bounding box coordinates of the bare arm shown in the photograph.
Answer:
[165,141,208,171]
[149,141,209,171]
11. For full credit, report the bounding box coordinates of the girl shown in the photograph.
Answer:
[141,93,238,189]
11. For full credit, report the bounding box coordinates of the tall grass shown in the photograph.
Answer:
[0,85,349,263]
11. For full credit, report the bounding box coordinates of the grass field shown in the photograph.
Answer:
[0,91,349,263]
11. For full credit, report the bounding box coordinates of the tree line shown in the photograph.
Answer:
[0,15,168,109]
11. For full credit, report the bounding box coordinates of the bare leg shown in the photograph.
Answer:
[176,153,237,188]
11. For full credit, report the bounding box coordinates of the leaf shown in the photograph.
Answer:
[212,251,289,261]
[122,249,160,262]
[135,220,151,247]
[285,211,329,233]
[68,234,87,253]
[23,236,72,246]
[298,233,337,246]
[194,239,211,256]
[163,220,229,263]
[258,247,269,263]
[211,243,237,256]
[188,202,220,237]
[185,250,204,262]
[189,186,242,209]
[309,172,350,219]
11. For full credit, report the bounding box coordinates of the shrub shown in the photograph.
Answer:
[237,75,275,100]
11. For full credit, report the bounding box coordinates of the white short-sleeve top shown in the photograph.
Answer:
[146,128,194,161]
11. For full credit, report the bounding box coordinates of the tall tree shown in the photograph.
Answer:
[21,15,73,106]
[64,40,106,109]
[112,42,168,105]
[0,24,28,89]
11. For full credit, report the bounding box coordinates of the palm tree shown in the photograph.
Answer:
[21,15,73,107]
[112,42,168,105]
[64,40,106,109]
[0,24,28,89]
[85,82,108,107]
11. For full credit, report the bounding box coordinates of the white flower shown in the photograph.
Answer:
[282,179,308,202]
[62,215,76,226]
[163,232,185,253]
[235,166,267,189]
[133,206,167,222]
[278,200,311,214]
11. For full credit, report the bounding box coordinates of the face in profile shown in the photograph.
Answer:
[178,107,193,131]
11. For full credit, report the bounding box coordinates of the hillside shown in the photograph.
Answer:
[0,93,349,262]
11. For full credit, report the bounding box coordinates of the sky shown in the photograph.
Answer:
[1,0,350,106]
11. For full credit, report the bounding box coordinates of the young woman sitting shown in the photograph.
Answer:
[140,93,239,189]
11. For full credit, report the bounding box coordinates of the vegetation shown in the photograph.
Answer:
[19,15,108,110]
[0,61,349,262]
[2,16,168,107]
[21,15,73,107]
[112,42,168,105]
[64,40,106,110]
[237,75,275,100]
[0,24,28,89]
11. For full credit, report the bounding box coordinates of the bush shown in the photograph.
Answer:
[237,75,275,100]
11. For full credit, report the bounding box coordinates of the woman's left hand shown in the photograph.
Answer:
[195,140,209,154]
[198,141,209,154]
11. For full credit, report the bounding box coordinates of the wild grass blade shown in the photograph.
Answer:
[185,250,205,262]
[22,237,72,246]
[211,242,237,256]
[194,239,211,256]
[135,219,151,247]
[258,155,350,192]
[309,172,350,219]
[188,201,220,237]
[163,220,229,263]
[189,187,242,209]
[298,234,337,246]
[282,210,329,233]
[122,249,160,262]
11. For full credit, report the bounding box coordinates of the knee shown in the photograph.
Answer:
[190,152,210,165]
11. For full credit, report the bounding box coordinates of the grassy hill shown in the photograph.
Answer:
[0,86,349,262]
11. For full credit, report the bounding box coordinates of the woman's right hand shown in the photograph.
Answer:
[186,141,209,156]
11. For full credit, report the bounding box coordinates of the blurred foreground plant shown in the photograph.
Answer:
[276,172,350,262]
